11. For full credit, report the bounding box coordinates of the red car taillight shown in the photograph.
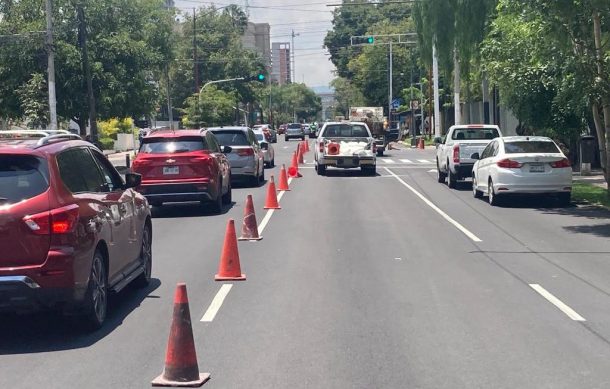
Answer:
[237,148,254,156]
[496,159,523,169]
[131,157,152,170]
[23,204,79,235]
[453,144,460,163]
[550,158,571,168]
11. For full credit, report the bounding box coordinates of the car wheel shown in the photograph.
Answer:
[222,177,232,204]
[447,166,457,189]
[83,251,107,330]
[557,192,571,207]
[317,164,326,176]
[270,158,275,168]
[134,224,152,288]
[436,160,447,183]
[472,175,483,198]
[285,136,289,142]
[488,180,500,206]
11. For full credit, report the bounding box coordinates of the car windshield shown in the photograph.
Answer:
[288,124,301,129]
[211,131,250,146]
[140,136,207,153]
[323,124,369,137]
[0,155,49,204]
[504,141,560,154]
[452,128,499,140]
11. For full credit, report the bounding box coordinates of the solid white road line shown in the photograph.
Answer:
[384,167,482,242]
[418,159,432,163]
[201,284,233,322]
[257,177,292,234]
[529,284,586,321]
[399,159,413,163]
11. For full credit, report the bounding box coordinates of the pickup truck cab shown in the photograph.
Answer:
[314,121,377,176]
[435,124,502,188]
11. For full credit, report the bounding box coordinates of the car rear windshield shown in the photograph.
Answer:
[322,124,369,138]
[140,136,208,154]
[254,133,265,142]
[211,131,249,146]
[452,128,499,140]
[0,155,49,204]
[288,124,302,129]
[504,141,560,154]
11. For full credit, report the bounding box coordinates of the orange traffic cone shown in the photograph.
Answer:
[264,176,281,209]
[238,195,262,241]
[215,219,246,281]
[305,140,310,152]
[298,144,304,164]
[288,152,302,178]
[152,283,210,387]
[277,164,290,191]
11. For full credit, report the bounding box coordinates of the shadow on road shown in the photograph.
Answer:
[322,169,379,178]
[0,279,161,355]
[539,202,610,238]
[151,202,235,219]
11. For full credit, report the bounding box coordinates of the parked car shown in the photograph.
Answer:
[253,124,277,143]
[253,130,275,167]
[471,136,572,206]
[208,127,265,186]
[285,123,305,141]
[0,131,151,329]
[131,129,232,212]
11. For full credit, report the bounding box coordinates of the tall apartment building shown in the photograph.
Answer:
[241,22,271,69]
[271,42,291,85]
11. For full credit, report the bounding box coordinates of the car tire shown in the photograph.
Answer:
[83,251,108,330]
[134,224,152,288]
[317,164,326,176]
[557,192,571,207]
[472,175,483,198]
[222,178,232,204]
[270,158,275,168]
[285,136,289,142]
[362,166,376,176]
[488,180,501,206]
[376,149,384,157]
[436,160,447,183]
[447,166,457,189]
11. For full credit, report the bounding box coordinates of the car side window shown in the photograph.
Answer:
[491,141,500,157]
[57,148,106,193]
[480,143,493,159]
[90,149,124,192]
[206,133,220,152]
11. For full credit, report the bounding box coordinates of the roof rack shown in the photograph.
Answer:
[0,129,51,138]
[35,133,82,147]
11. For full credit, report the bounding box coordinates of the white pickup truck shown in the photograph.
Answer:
[314,121,377,176]
[435,124,502,188]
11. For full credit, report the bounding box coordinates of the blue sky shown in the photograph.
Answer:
[174,0,338,87]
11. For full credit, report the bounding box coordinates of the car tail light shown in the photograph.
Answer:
[190,154,212,163]
[453,144,460,163]
[496,159,523,169]
[131,157,151,169]
[319,142,324,153]
[237,148,254,156]
[23,204,79,235]
[551,158,570,168]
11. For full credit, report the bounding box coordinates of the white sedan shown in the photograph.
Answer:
[253,130,275,168]
[471,136,572,206]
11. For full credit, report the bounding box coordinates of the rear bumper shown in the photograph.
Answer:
[230,166,258,179]
[318,156,376,169]
[452,163,474,177]
[138,179,213,203]
[494,170,572,194]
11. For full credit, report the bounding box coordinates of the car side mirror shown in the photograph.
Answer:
[433,136,442,144]
[124,172,142,189]
[260,143,269,150]
[222,145,232,154]
[470,152,480,160]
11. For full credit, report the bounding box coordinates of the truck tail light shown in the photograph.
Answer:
[496,159,523,169]
[550,158,570,168]
[453,144,460,163]
[319,142,324,153]
[24,204,79,235]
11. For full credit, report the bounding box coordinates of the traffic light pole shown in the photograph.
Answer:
[388,41,393,130]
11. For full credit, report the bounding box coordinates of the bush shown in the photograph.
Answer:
[98,137,115,150]
[98,117,134,139]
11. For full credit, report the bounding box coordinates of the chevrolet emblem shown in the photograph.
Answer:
[166,159,175,163]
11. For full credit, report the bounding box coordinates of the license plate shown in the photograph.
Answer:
[163,166,179,175]
[529,163,545,173]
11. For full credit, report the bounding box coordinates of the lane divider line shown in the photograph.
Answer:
[384,167,482,242]
[529,284,586,321]
[258,177,292,234]
[201,284,233,322]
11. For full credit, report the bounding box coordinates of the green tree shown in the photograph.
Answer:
[330,77,366,117]
[181,86,236,127]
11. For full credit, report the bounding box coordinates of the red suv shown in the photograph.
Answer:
[131,129,232,212]
[0,132,152,329]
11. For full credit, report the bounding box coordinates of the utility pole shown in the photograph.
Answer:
[290,30,299,83]
[388,41,393,131]
[45,0,58,131]
[433,43,441,137]
[77,4,97,140]
[428,66,433,138]
[166,66,173,130]
[193,8,199,92]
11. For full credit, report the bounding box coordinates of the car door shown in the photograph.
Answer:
[248,129,263,175]
[477,141,496,189]
[206,133,229,195]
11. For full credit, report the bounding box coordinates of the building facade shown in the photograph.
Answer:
[271,42,291,85]
[241,22,271,69]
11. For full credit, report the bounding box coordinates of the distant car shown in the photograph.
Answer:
[277,124,288,135]
[253,124,277,143]
[285,123,305,141]
[253,130,275,167]
[309,123,318,138]
[208,127,265,186]
[0,131,151,329]
[268,128,278,143]
[131,129,232,212]
[302,123,312,137]
[471,136,572,206]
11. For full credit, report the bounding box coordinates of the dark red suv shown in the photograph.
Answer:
[131,129,232,212]
[0,132,152,329]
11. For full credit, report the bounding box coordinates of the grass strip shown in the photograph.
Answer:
[572,181,610,209]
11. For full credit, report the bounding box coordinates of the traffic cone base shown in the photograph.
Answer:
[152,372,210,387]
[288,166,302,178]
[215,274,246,281]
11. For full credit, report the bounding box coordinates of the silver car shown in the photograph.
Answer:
[253,130,275,167]
[285,123,305,141]
[208,127,265,186]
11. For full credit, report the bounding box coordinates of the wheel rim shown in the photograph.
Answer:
[141,227,152,280]
[91,258,106,322]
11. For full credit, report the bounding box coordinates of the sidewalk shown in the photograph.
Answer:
[573,171,607,189]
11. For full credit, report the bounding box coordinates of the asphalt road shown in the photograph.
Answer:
[2,139,610,388]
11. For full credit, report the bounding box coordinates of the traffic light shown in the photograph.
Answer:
[247,73,265,82]
[257,73,265,81]
[367,36,375,44]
